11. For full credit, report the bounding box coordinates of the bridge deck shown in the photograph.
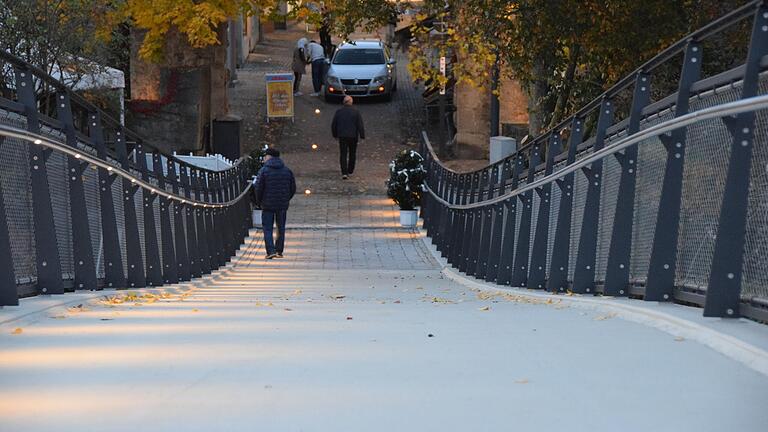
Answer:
[1,195,767,431]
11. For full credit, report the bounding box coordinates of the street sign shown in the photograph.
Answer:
[265,73,294,121]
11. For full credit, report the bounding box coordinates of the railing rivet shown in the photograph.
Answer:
[726,308,734,315]
[663,294,670,300]
[727,273,734,279]
[663,264,670,269]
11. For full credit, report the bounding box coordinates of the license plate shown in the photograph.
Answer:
[345,85,367,91]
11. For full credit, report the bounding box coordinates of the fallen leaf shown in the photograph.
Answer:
[11,327,23,335]
[192,308,199,312]
[394,300,401,304]
[674,336,685,342]
[346,316,353,320]
[100,318,114,321]
[478,306,491,311]
[514,379,529,384]
[330,294,346,300]
[427,333,434,338]
[67,304,90,313]
[284,308,293,311]
[50,315,67,319]
[426,296,455,304]
[594,313,617,321]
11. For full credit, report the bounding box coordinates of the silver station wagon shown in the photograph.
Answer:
[324,40,398,102]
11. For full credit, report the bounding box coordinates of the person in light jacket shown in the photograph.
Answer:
[292,38,309,96]
[307,40,326,96]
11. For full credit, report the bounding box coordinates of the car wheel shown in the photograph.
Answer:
[324,92,340,103]
[382,91,393,102]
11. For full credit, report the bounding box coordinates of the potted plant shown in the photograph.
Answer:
[386,149,426,227]
[249,145,269,227]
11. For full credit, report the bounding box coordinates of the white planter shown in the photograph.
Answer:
[252,209,262,227]
[399,209,418,227]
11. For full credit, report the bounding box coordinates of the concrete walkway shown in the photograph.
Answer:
[1,195,768,431]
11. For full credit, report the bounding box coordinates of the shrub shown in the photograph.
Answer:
[386,149,426,210]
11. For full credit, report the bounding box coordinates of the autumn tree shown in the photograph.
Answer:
[0,0,123,94]
[409,0,749,137]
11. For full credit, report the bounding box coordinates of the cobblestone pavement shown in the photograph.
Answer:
[229,22,426,195]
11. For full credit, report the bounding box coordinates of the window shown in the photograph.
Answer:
[333,49,385,65]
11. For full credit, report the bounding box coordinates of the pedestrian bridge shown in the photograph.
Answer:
[1,2,768,430]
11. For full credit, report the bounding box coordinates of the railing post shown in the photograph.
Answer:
[449,209,466,266]
[485,202,505,283]
[154,153,178,285]
[168,160,190,281]
[645,41,702,301]
[191,169,212,274]
[547,117,583,292]
[180,166,201,278]
[115,128,144,287]
[528,133,561,290]
[15,67,64,295]
[467,207,485,277]
[705,5,768,317]
[0,139,18,304]
[511,144,541,287]
[94,117,125,289]
[58,92,97,291]
[573,97,613,294]
[497,153,524,285]
[136,146,162,286]
[209,172,223,266]
[459,208,475,273]
[604,72,651,296]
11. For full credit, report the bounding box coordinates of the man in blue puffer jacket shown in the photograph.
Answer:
[255,148,296,259]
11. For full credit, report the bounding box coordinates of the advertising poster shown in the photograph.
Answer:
[265,73,294,121]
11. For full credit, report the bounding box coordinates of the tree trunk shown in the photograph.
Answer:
[197,64,212,154]
[547,44,580,130]
[527,57,556,138]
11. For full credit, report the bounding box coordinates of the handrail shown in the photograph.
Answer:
[0,50,242,175]
[423,0,763,177]
[0,123,252,208]
[424,93,768,209]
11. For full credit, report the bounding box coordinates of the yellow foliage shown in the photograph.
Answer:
[109,0,267,62]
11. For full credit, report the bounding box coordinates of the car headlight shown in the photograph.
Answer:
[326,75,341,85]
[371,75,387,84]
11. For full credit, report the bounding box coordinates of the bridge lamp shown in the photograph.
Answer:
[311,144,318,150]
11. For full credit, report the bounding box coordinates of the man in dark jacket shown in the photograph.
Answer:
[331,95,365,180]
[255,148,296,259]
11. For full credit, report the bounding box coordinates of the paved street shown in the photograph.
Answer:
[2,23,768,432]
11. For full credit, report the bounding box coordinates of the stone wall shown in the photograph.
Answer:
[454,75,529,157]
[129,27,230,154]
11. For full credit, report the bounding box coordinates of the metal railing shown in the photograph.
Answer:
[419,1,768,321]
[0,51,254,306]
